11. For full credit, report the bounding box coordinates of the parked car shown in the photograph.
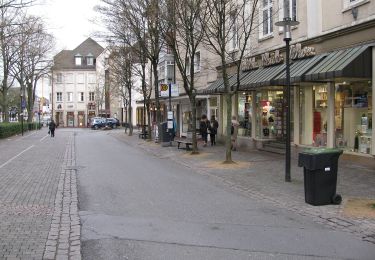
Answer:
[91,117,106,130]
[105,118,120,128]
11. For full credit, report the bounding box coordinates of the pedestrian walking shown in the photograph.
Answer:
[199,114,209,147]
[49,119,56,137]
[209,115,219,146]
[231,115,240,151]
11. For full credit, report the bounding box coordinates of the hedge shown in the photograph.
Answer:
[0,122,41,139]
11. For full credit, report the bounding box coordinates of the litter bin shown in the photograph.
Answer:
[298,148,343,206]
[159,122,171,146]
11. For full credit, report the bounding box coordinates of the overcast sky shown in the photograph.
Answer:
[29,0,106,51]
[29,0,106,97]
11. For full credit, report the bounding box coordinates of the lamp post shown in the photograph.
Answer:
[275,17,299,182]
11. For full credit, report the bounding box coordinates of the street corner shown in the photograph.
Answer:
[342,197,375,219]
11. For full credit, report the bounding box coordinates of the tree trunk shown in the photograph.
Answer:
[128,93,133,136]
[225,93,233,162]
[1,86,9,122]
[152,62,161,124]
[26,83,33,123]
[190,96,199,154]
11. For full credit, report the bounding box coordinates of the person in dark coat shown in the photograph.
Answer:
[209,115,219,146]
[199,114,209,147]
[49,120,56,137]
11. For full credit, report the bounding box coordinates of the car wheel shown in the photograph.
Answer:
[94,125,99,130]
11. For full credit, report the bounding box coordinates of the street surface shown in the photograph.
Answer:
[76,129,375,260]
[0,128,374,259]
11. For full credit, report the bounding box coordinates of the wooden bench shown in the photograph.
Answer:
[175,139,193,150]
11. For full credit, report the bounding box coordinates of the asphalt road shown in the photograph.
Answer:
[76,130,375,260]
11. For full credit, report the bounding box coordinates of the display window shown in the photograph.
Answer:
[255,89,286,140]
[335,82,372,154]
[238,93,252,137]
[313,85,328,146]
[299,85,327,146]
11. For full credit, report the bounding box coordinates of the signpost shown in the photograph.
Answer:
[160,83,179,146]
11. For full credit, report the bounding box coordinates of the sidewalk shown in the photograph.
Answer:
[0,130,80,260]
[112,130,375,245]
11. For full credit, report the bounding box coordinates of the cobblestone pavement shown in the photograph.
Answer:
[0,129,80,260]
[112,130,375,245]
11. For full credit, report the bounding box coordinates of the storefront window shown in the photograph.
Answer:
[335,82,372,154]
[256,89,285,140]
[238,93,252,137]
[300,85,327,146]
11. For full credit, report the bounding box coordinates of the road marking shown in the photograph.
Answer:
[0,145,34,169]
[40,135,49,142]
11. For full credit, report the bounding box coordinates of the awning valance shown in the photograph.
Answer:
[304,44,373,81]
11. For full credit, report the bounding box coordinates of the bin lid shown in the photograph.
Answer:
[301,148,343,155]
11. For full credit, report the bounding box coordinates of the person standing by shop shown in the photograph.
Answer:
[199,114,209,147]
[49,119,56,137]
[209,115,219,146]
[231,116,240,151]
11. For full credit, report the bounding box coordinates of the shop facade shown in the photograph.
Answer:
[221,44,374,157]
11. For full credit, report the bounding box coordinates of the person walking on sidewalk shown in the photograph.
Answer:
[49,119,56,137]
[199,114,209,147]
[209,115,219,146]
[231,116,240,151]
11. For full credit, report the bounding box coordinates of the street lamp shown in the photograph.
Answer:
[275,17,299,182]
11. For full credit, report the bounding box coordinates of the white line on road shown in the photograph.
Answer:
[0,145,34,169]
[40,135,49,142]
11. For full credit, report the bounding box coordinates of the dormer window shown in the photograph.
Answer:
[75,53,82,66]
[87,53,94,66]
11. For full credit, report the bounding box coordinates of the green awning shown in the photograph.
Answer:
[304,44,372,81]
[273,54,326,85]
[239,64,285,90]
[201,73,246,94]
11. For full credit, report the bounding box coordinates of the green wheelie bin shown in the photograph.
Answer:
[298,148,343,206]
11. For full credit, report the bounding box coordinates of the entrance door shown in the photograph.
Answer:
[67,112,74,127]
[78,112,85,128]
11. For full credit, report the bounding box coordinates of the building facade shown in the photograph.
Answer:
[199,0,375,157]
[51,38,104,127]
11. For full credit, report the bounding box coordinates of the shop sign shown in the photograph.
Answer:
[241,44,316,71]
[241,50,283,71]
[290,44,316,60]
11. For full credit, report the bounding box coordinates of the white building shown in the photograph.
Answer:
[51,38,104,127]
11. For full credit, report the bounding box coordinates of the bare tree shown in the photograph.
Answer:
[161,0,208,153]
[100,0,165,125]
[11,15,54,122]
[0,3,20,122]
[97,0,154,139]
[108,44,135,135]
[202,0,258,162]
[0,0,41,122]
